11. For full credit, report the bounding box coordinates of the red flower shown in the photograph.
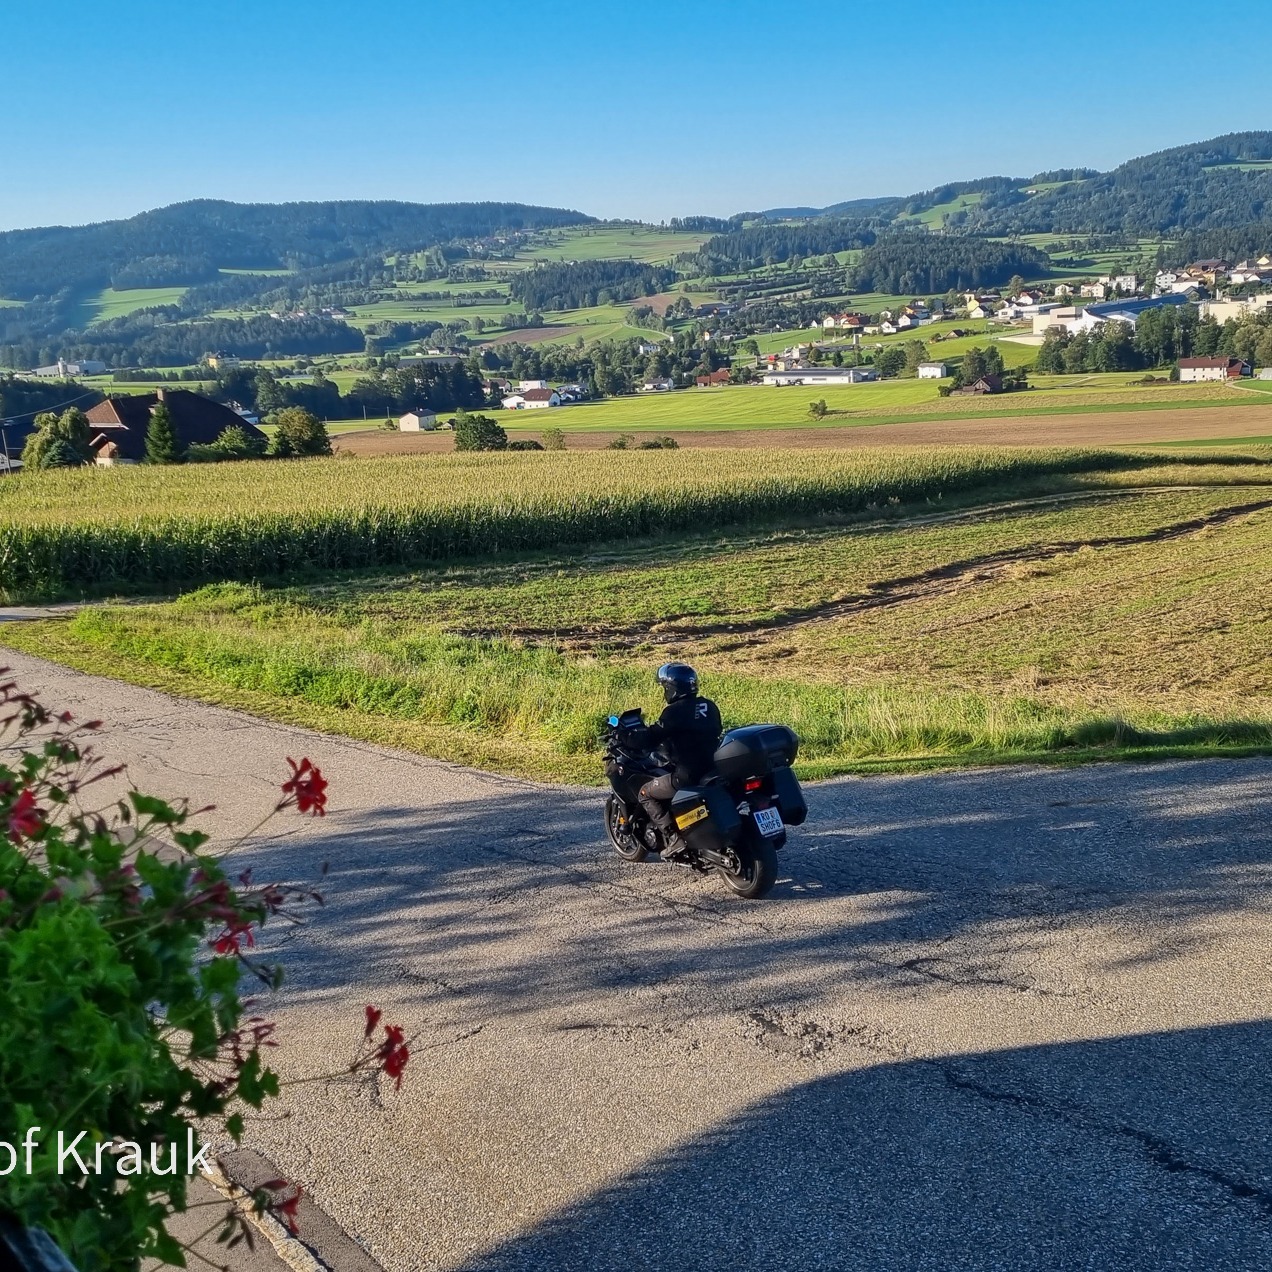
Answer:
[7,789,43,841]
[211,920,255,955]
[282,758,328,817]
[375,1023,410,1090]
[364,1004,382,1038]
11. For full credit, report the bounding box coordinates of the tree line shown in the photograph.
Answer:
[1036,305,1272,373]
[680,217,879,274]
[508,260,676,311]
[849,235,1049,294]
[45,312,363,369]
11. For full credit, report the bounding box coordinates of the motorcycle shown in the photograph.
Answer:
[602,709,807,900]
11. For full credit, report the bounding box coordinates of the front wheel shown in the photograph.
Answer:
[717,834,778,900]
[606,795,648,862]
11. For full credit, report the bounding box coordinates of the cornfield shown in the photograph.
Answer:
[0,448,1168,601]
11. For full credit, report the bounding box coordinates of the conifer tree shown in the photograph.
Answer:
[144,403,182,464]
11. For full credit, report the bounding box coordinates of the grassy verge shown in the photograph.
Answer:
[6,472,1269,783]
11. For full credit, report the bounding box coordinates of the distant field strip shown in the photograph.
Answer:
[0,448,1236,601]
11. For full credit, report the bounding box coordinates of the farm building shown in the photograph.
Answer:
[762,367,877,386]
[83,389,266,464]
[956,374,1003,396]
[695,369,731,387]
[31,358,107,377]
[398,410,438,431]
[502,388,562,409]
[1177,356,1252,382]
[916,362,948,379]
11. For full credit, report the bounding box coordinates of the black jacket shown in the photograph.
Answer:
[645,695,723,784]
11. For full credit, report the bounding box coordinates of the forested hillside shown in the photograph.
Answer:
[777,133,1272,236]
[0,200,593,300]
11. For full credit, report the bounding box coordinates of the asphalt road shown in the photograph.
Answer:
[5,649,1271,1272]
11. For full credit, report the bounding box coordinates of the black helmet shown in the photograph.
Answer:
[656,662,699,704]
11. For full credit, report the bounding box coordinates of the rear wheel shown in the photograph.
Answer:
[606,795,648,862]
[717,832,778,900]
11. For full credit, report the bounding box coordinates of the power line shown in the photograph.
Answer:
[0,387,102,425]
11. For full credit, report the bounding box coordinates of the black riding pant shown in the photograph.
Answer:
[638,771,679,830]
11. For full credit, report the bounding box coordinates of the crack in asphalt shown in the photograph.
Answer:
[895,954,1079,998]
[941,1069,1272,1220]
[739,1004,1272,1225]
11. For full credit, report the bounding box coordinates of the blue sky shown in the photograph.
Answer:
[3,0,1270,230]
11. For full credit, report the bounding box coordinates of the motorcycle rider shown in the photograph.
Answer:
[638,662,723,854]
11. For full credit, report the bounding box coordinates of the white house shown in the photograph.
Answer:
[916,362,948,379]
[502,389,562,409]
[518,379,549,391]
[1177,356,1250,382]
[399,409,438,431]
[966,302,995,320]
[1079,283,1107,299]
[639,378,675,393]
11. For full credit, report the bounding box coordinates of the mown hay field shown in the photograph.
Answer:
[0,446,1215,602]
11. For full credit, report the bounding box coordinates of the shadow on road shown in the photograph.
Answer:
[235,757,1272,1018]
[446,1020,1272,1271]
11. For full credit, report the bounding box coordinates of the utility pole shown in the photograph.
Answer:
[1,422,11,472]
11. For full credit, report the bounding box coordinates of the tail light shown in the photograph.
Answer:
[744,778,763,792]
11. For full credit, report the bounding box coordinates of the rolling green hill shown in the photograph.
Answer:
[0,200,593,302]
[783,132,1272,237]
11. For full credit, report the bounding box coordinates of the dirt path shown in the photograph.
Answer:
[333,402,1272,456]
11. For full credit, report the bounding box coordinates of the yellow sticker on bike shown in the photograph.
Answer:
[675,804,710,830]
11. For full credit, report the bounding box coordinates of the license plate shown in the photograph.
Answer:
[753,806,784,837]
[675,804,710,831]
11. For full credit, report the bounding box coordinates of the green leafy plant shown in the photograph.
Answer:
[186,425,268,465]
[0,675,409,1269]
